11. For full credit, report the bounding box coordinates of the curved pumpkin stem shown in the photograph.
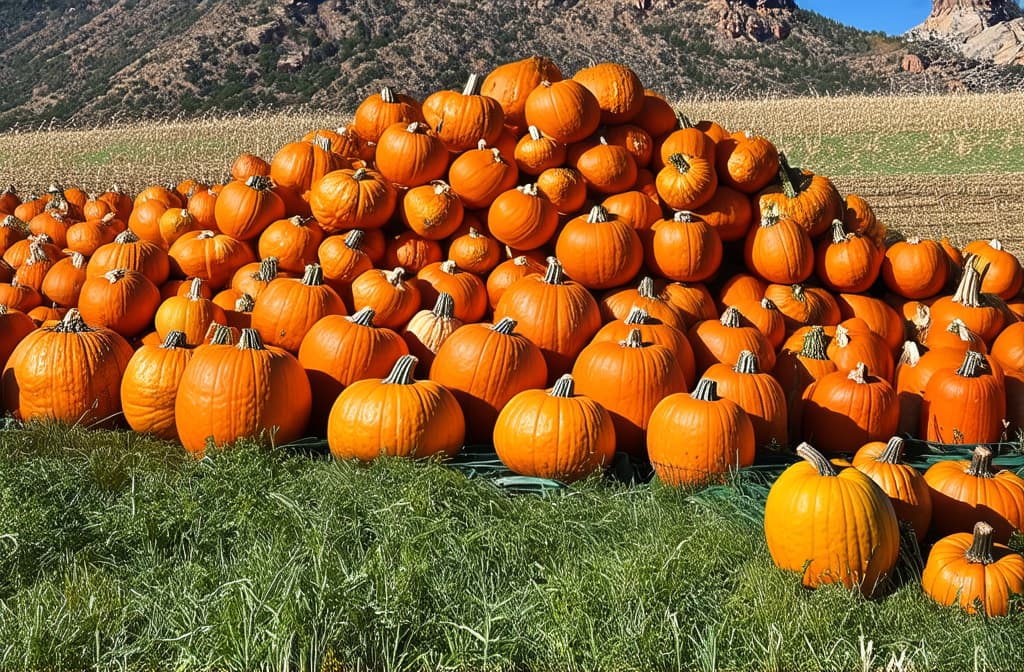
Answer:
[759,202,781,228]
[956,350,987,378]
[542,257,565,285]
[351,168,369,181]
[440,259,459,275]
[236,328,266,351]
[1,214,28,231]
[636,277,658,300]
[733,349,760,374]
[673,210,696,223]
[491,316,518,334]
[965,521,996,565]
[550,373,575,398]
[952,256,988,308]
[830,219,849,244]
[777,152,804,199]
[311,134,332,152]
[877,436,906,464]
[519,183,540,198]
[945,318,974,343]
[383,354,419,385]
[103,268,127,284]
[899,340,922,367]
[185,277,206,301]
[348,306,377,326]
[791,284,807,303]
[623,306,653,326]
[967,446,995,478]
[114,229,139,244]
[432,291,455,318]
[834,324,851,348]
[384,267,407,287]
[690,377,719,402]
[795,441,839,477]
[160,330,188,349]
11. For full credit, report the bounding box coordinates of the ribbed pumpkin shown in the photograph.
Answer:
[815,220,884,294]
[689,306,776,375]
[401,181,464,241]
[213,175,286,241]
[175,328,311,455]
[1,309,133,425]
[535,167,588,214]
[76,268,161,338]
[924,447,1024,542]
[514,126,567,175]
[591,306,696,387]
[764,442,899,596]
[572,328,687,458]
[401,292,463,376]
[928,256,1006,346]
[89,230,171,286]
[963,238,1023,300]
[446,228,502,276]
[258,216,324,274]
[154,277,228,346]
[415,260,487,323]
[429,316,548,443]
[598,276,687,330]
[647,378,755,486]
[352,86,424,144]
[826,321,894,381]
[318,229,374,296]
[655,154,717,211]
[327,354,464,460]
[0,304,37,370]
[714,131,779,194]
[646,210,723,283]
[702,349,787,450]
[852,437,932,542]
[755,154,842,238]
[251,264,347,353]
[448,142,519,210]
[493,374,615,482]
[120,330,194,441]
[485,255,545,309]
[168,230,256,290]
[922,521,1024,617]
[493,257,601,381]
[348,266,421,330]
[764,283,841,335]
[571,61,644,125]
[881,237,949,299]
[732,297,786,351]
[742,204,814,285]
[298,307,409,433]
[487,183,559,251]
[555,205,643,290]
[798,362,899,455]
[523,79,601,145]
[421,74,505,153]
[308,167,397,234]
[374,121,449,189]
[920,349,1006,445]
[574,137,638,194]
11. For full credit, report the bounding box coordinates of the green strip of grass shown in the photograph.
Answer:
[0,422,1022,671]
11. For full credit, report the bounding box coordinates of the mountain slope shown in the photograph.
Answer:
[0,0,1000,130]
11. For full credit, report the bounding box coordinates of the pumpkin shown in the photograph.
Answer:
[230,153,270,182]
[257,216,324,274]
[446,228,502,276]
[485,254,545,310]
[714,131,779,194]
[487,183,559,251]
[76,268,161,338]
[12,239,60,291]
[852,436,932,542]
[213,175,286,241]
[601,189,663,231]
[881,237,949,300]
[591,306,696,387]
[843,193,885,245]
[494,373,616,482]
[826,321,894,381]
[922,521,1024,617]
[755,154,842,238]
[175,328,311,455]
[251,264,347,353]
[732,297,786,351]
[928,256,1006,346]
[573,137,638,194]
[535,167,588,214]
[269,137,346,198]
[349,266,421,330]
[481,56,563,132]
[743,204,813,285]
[421,73,505,153]
[764,442,899,596]
[401,181,464,241]
[0,279,42,312]
[963,239,1023,300]
[689,306,776,375]
[0,304,36,370]
[798,362,899,455]
[658,281,718,328]
[836,292,906,356]
[374,122,449,189]
[921,349,1006,445]
[327,354,464,460]
[154,277,227,346]
[120,330,194,441]
[308,167,397,234]
[448,142,519,210]
[655,154,717,211]
[646,210,723,283]
[571,61,644,125]
[656,119,717,167]
[1,309,133,426]
[815,219,884,294]
[764,283,841,336]
[415,260,487,323]
[921,315,988,355]
[168,230,255,290]
[647,377,755,486]
[925,446,1024,542]
[493,257,601,381]
[692,185,754,242]
[401,292,463,376]
[352,86,424,143]
[598,276,687,330]
[0,215,29,256]
[702,349,787,450]
[991,321,1024,373]
[573,328,687,458]
[514,126,567,175]
[384,231,444,275]
[65,214,119,256]
[318,229,374,298]
[523,78,601,145]
[231,256,281,300]
[555,205,643,290]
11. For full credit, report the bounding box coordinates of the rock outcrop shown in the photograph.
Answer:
[908,0,1024,65]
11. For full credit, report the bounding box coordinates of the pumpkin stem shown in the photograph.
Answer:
[637,276,657,299]
[878,436,906,464]
[720,306,742,328]
[348,306,377,327]
[761,297,777,312]
[951,256,987,308]
[48,308,94,333]
[967,446,995,478]
[185,277,206,301]
[945,318,973,343]
[623,305,653,326]
[585,204,611,224]
[160,330,188,349]
[834,324,851,348]
[528,125,543,141]
[461,73,482,96]
[965,521,996,565]
[236,328,266,351]
[491,316,518,334]
[311,134,332,152]
[690,377,719,402]
[847,361,870,384]
[234,293,256,312]
[759,202,781,228]
[621,328,645,349]
[432,291,455,318]
[205,323,236,346]
[899,340,922,367]
[440,259,459,275]
[114,229,140,244]
[380,85,395,103]
[25,240,51,265]
[351,168,369,181]
[830,219,849,244]
[677,113,695,129]
[550,373,576,398]
[795,441,839,477]
[244,174,274,191]
[383,354,419,384]
[0,305,7,315]
[542,257,565,285]
[1,214,28,231]
[70,251,86,268]
[673,210,695,223]
[956,350,987,378]
[777,152,800,199]
[800,326,830,360]
[253,256,280,282]
[519,183,539,197]
[103,268,127,283]
[733,350,760,374]
[344,229,366,250]
[300,263,325,286]
[384,267,406,286]
[667,153,692,174]
[791,284,806,302]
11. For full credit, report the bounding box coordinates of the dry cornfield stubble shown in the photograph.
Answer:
[0,91,1021,255]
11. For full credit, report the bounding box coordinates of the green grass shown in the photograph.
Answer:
[2,422,1024,671]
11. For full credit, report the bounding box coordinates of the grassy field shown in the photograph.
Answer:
[1,92,1022,253]
[1,422,1023,672]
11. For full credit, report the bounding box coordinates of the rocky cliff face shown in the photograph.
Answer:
[908,0,1024,65]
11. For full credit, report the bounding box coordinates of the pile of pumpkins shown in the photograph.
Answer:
[1,56,1023,615]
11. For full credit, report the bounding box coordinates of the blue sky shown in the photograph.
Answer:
[796,0,939,35]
